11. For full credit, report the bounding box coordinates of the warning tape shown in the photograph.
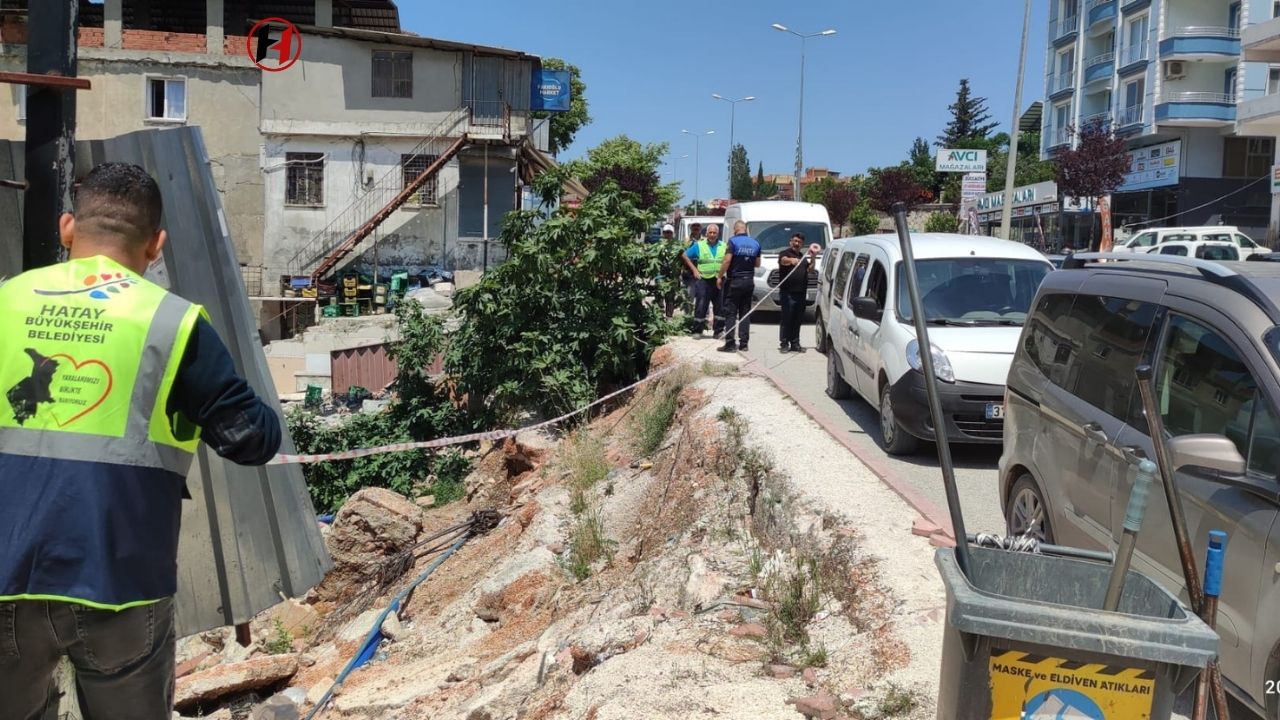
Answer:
[267,250,814,466]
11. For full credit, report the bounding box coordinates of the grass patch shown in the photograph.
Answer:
[764,554,823,652]
[567,431,609,493]
[265,620,292,655]
[701,360,737,376]
[799,643,829,669]
[568,510,611,581]
[633,370,693,457]
[876,684,921,716]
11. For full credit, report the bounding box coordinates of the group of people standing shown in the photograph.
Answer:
[661,220,816,354]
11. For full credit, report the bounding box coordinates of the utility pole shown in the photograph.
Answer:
[482,143,489,272]
[23,0,81,271]
[999,0,1032,241]
[773,24,836,201]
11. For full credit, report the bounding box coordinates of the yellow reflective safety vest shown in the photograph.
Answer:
[695,239,726,279]
[0,255,206,610]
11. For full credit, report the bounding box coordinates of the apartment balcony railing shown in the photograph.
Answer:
[1086,0,1112,9]
[1168,26,1241,39]
[1051,72,1077,95]
[1163,91,1235,104]
[1160,27,1242,58]
[1051,15,1080,42]
[1118,104,1145,126]
[1083,51,1115,84]
[1080,111,1112,128]
[1120,42,1150,66]
[1086,0,1116,27]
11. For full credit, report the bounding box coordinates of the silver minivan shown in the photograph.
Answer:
[1001,252,1280,717]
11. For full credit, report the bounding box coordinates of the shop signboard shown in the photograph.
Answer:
[1117,140,1180,192]
[961,173,987,203]
[936,148,988,173]
[531,69,571,112]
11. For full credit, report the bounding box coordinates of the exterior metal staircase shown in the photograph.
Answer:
[288,109,469,281]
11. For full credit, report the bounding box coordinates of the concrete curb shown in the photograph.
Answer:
[741,358,957,541]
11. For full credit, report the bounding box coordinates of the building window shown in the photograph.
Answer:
[1121,77,1145,125]
[285,152,325,207]
[1225,67,1238,100]
[372,51,413,98]
[1223,137,1275,177]
[1053,101,1071,145]
[146,77,186,121]
[1124,13,1149,65]
[1269,67,1280,95]
[401,153,439,205]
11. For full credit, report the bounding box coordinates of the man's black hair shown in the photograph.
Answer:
[792,232,806,241]
[73,162,163,247]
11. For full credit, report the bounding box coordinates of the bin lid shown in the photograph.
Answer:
[936,547,1218,668]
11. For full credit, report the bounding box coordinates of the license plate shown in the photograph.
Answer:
[985,402,1005,420]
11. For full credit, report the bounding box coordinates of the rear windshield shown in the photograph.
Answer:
[896,258,1052,325]
[1160,233,1197,243]
[747,221,831,254]
[1197,244,1239,261]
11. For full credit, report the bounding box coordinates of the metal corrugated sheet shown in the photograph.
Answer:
[331,341,397,395]
[0,141,22,276]
[66,127,332,636]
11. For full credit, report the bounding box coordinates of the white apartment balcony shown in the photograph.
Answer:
[1243,16,1280,63]
[1049,126,1073,148]
[1051,15,1080,45]
[1155,91,1236,127]
[1159,26,1241,61]
[1083,52,1115,87]
[1237,90,1280,136]
[1049,72,1077,98]
[1117,104,1145,128]
[1080,111,1112,129]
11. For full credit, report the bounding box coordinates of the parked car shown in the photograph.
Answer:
[1000,251,1280,717]
[1045,254,1067,269]
[676,216,723,245]
[1247,252,1280,263]
[1147,240,1240,261]
[720,201,832,312]
[1115,225,1268,259]
[816,233,1052,454]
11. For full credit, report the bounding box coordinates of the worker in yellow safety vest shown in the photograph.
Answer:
[0,162,282,717]
[682,223,727,338]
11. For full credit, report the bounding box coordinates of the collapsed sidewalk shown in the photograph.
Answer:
[173,337,948,720]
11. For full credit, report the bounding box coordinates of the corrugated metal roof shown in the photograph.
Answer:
[298,23,540,60]
[32,128,332,636]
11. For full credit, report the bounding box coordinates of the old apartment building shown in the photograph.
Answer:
[1,0,551,298]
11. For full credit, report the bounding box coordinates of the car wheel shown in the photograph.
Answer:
[826,350,851,400]
[878,383,919,455]
[815,316,828,354]
[1006,474,1054,544]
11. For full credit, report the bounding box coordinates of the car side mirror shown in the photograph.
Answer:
[1167,434,1246,476]
[851,297,882,321]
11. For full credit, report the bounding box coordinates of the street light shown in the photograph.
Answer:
[711,93,756,153]
[773,23,836,200]
[669,153,689,186]
[682,129,715,210]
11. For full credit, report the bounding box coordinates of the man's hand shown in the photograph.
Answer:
[716,276,723,289]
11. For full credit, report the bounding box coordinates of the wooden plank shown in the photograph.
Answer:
[0,71,92,90]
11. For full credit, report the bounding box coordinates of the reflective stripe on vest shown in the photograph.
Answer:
[696,239,726,278]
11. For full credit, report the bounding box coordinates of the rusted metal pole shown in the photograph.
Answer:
[22,0,79,271]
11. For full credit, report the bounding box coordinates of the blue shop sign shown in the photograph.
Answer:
[531,70,571,112]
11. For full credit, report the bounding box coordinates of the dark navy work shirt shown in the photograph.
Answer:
[166,318,282,465]
[726,235,762,278]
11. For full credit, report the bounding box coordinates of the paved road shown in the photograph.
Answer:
[738,317,1007,536]
[740,314,1251,720]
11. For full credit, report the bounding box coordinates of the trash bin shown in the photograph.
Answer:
[936,545,1218,719]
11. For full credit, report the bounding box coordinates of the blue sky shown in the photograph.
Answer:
[400,0,1050,201]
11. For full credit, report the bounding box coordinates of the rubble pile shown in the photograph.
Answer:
[173,353,932,720]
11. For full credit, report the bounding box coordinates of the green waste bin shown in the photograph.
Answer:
[936,545,1218,719]
[304,384,322,409]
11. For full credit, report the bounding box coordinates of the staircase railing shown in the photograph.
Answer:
[287,108,469,277]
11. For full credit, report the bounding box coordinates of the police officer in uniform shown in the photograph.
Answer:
[0,163,282,718]
[716,220,762,352]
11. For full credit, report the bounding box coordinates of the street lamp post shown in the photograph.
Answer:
[670,153,689,184]
[712,93,755,199]
[772,23,836,200]
[682,129,714,211]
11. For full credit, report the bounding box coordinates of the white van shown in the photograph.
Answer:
[1115,225,1268,258]
[677,216,724,245]
[720,201,833,310]
[817,233,1053,454]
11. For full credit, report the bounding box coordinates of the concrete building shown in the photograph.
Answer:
[1042,0,1273,235]
[1237,13,1280,239]
[259,24,542,285]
